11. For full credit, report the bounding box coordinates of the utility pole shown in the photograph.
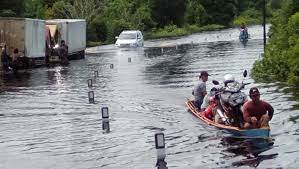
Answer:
[263,0,267,53]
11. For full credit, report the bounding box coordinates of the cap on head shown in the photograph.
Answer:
[200,71,209,77]
[249,87,260,96]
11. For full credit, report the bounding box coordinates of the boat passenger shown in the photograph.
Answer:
[223,74,242,89]
[202,96,217,120]
[192,71,209,110]
[242,87,274,129]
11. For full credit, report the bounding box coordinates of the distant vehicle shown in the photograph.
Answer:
[115,30,144,47]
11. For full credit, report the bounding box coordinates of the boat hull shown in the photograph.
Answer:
[186,100,270,138]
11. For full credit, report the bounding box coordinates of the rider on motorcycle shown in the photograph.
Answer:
[240,23,249,39]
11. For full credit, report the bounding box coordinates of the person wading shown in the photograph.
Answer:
[59,40,69,65]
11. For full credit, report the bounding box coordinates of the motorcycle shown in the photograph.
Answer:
[212,70,250,128]
[239,29,249,42]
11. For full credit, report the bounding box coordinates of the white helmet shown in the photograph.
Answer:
[224,74,235,86]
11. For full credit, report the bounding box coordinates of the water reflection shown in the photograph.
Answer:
[241,40,248,47]
[47,66,69,85]
[156,159,168,169]
[0,71,31,92]
[221,137,277,167]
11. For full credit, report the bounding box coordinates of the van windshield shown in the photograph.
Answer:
[119,33,136,40]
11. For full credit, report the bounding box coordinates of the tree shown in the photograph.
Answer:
[200,0,238,26]
[253,0,299,85]
[150,0,187,27]
[132,5,155,30]
[0,0,24,17]
[185,0,207,26]
[46,0,103,23]
[23,0,46,19]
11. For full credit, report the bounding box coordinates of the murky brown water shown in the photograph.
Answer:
[0,25,298,169]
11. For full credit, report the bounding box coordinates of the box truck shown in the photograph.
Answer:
[46,19,86,60]
[0,17,46,67]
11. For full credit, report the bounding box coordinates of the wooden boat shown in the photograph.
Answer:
[186,100,270,138]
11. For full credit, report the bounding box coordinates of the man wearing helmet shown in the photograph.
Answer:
[224,74,235,86]
[192,71,209,110]
[243,87,274,129]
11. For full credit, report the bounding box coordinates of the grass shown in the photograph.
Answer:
[144,24,225,40]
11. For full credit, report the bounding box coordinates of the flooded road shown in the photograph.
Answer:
[1,25,299,169]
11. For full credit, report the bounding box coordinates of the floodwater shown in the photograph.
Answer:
[0,25,299,169]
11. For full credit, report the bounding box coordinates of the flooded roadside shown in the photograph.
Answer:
[0,25,298,169]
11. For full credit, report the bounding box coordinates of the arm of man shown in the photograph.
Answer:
[265,101,274,120]
[242,102,252,123]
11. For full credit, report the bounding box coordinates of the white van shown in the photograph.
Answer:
[115,30,144,47]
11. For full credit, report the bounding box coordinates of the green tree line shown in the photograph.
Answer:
[0,0,272,44]
[252,0,299,86]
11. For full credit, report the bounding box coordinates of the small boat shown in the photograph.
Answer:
[185,100,270,138]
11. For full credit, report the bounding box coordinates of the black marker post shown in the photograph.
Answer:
[88,91,95,104]
[87,79,93,87]
[155,132,168,169]
[101,107,110,132]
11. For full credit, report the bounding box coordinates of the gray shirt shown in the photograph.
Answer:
[193,80,206,102]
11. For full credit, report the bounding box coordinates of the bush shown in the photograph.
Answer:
[252,10,299,86]
[233,8,262,26]
[0,9,16,17]
[106,19,133,43]
[88,16,108,42]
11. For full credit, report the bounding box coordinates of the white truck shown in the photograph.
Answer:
[0,17,46,67]
[46,19,86,60]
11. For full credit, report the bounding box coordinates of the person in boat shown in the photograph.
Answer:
[201,80,221,111]
[202,95,217,120]
[192,71,209,110]
[243,87,274,129]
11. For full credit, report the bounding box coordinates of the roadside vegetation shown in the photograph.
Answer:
[1,0,270,45]
[252,0,299,86]
[1,0,297,86]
